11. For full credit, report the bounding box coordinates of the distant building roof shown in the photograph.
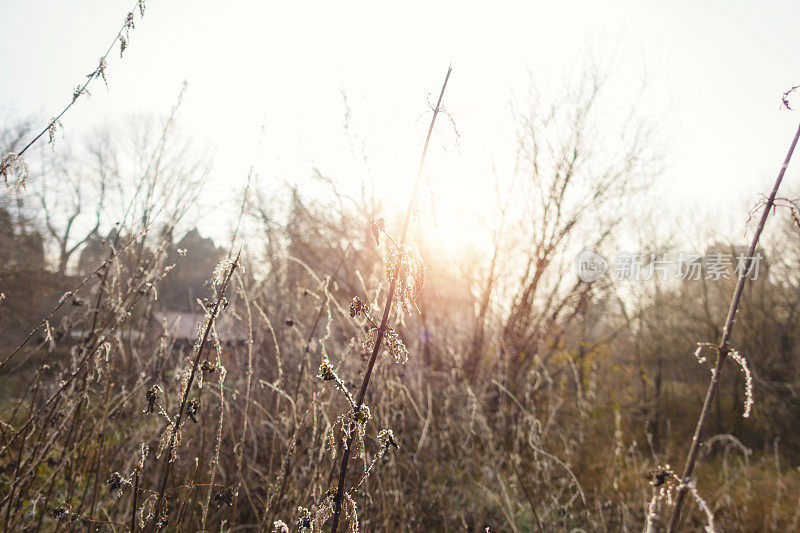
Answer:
[154,311,248,343]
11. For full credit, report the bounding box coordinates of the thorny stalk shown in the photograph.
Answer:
[328,65,452,533]
[666,117,800,531]
[150,251,240,530]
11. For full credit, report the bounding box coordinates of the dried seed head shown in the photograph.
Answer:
[363,325,409,364]
[212,258,234,286]
[377,428,398,450]
[370,217,385,245]
[1,152,29,187]
[355,404,371,423]
[72,85,91,102]
[214,487,235,507]
[296,506,314,532]
[645,463,681,502]
[363,327,378,353]
[314,496,335,531]
[383,325,409,364]
[317,360,336,381]
[96,57,108,86]
[51,506,69,520]
[145,386,159,414]
[349,296,367,318]
[386,244,425,314]
[155,502,170,528]
[272,520,289,533]
[186,399,199,423]
[343,492,359,533]
[106,471,124,494]
[47,119,63,144]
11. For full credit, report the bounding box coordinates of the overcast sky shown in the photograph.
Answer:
[2,0,800,250]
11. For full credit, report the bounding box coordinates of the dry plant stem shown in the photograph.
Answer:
[294,286,331,398]
[131,470,140,533]
[225,174,251,517]
[508,455,544,533]
[295,254,348,399]
[150,252,240,530]
[233,274,255,518]
[667,118,800,532]
[263,411,310,529]
[329,65,451,533]
[8,0,145,162]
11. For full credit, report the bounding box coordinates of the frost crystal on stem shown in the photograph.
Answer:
[728,348,754,418]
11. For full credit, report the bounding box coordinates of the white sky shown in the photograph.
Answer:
[2,0,800,250]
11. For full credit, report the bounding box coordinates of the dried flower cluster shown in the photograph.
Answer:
[95,57,108,87]
[317,359,355,408]
[363,324,409,364]
[343,492,359,533]
[0,152,29,186]
[377,428,398,451]
[370,217,385,245]
[317,359,336,381]
[385,244,425,314]
[354,404,370,424]
[105,471,126,495]
[645,464,685,532]
[645,464,718,532]
[213,258,236,286]
[297,506,313,532]
[46,118,63,144]
[646,464,681,500]
[349,296,367,318]
[383,325,409,363]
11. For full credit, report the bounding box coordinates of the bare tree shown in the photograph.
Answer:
[499,68,655,367]
[32,146,107,274]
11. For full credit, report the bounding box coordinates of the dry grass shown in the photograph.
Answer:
[2,63,800,533]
